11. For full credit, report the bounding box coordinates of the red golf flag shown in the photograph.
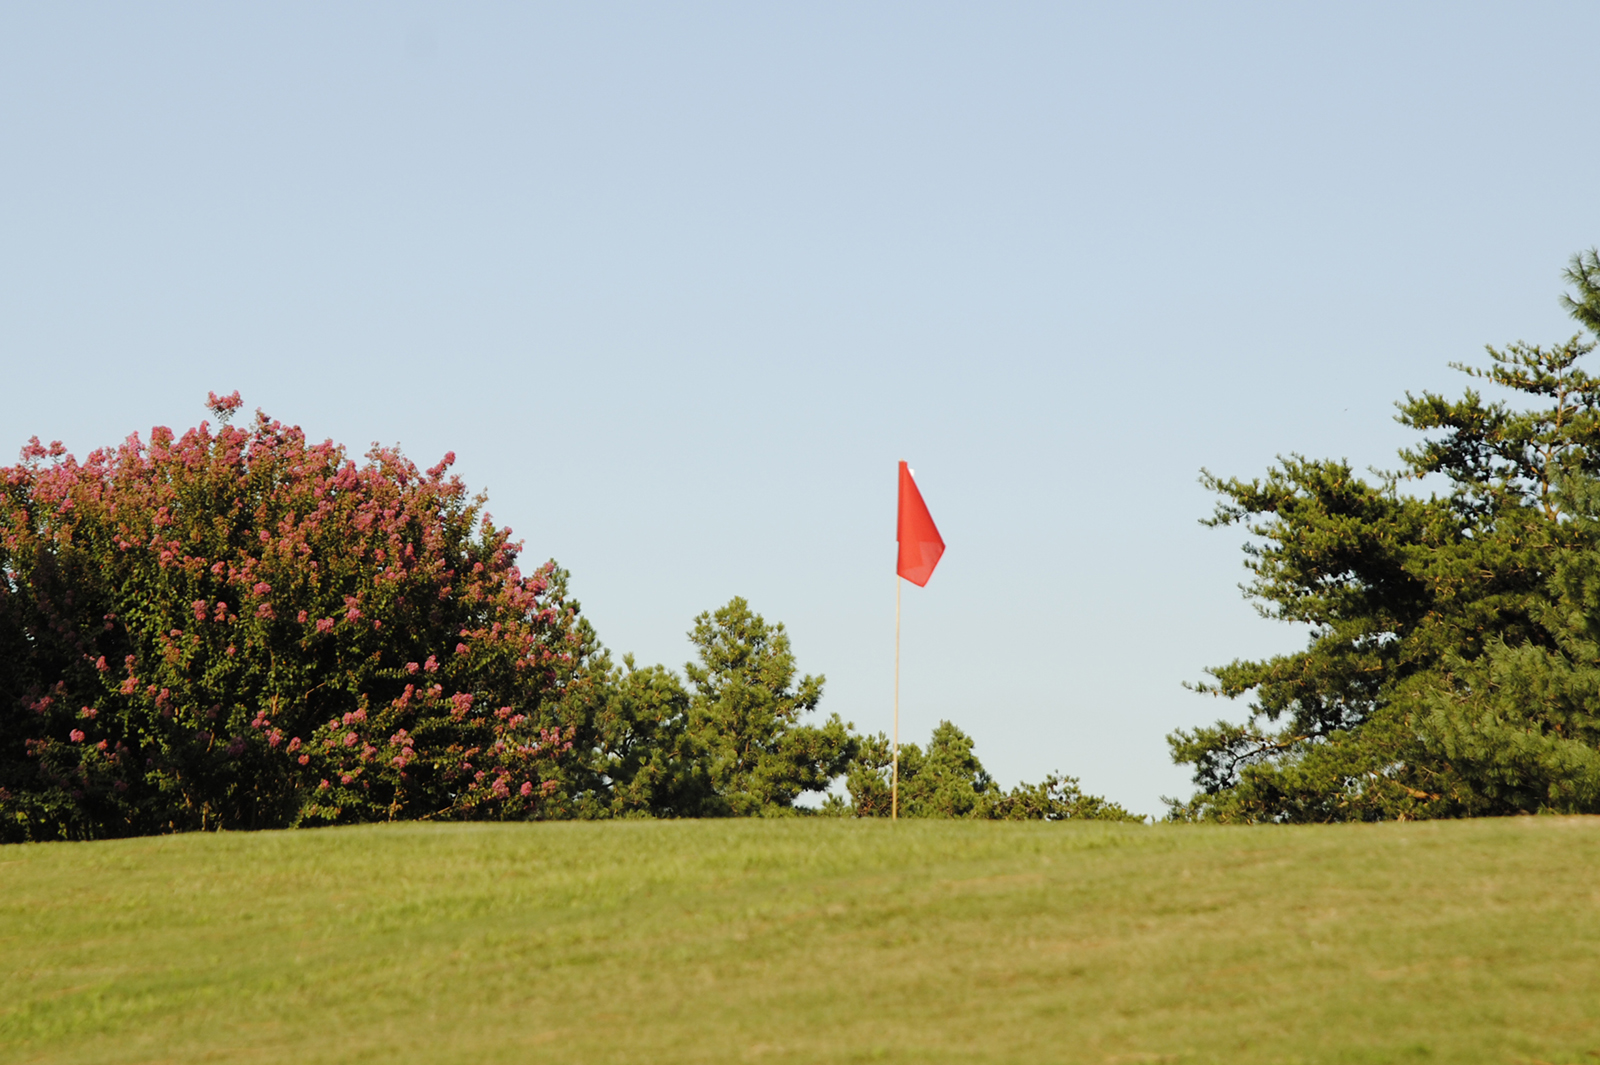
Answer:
[896,461,945,587]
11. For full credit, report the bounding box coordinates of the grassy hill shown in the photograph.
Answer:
[3,817,1598,1064]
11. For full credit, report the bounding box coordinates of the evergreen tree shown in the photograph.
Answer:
[683,597,855,815]
[844,721,1141,821]
[1172,250,1600,821]
[1403,472,1600,813]
[567,653,714,818]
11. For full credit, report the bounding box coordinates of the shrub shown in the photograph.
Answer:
[0,394,594,840]
[841,721,1141,821]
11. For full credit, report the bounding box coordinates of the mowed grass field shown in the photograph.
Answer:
[3,818,1598,1065]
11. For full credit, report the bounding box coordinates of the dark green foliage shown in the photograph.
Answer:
[841,720,1141,821]
[1402,473,1600,813]
[1173,250,1600,821]
[983,773,1143,821]
[561,651,714,819]
[846,721,996,818]
[683,597,856,816]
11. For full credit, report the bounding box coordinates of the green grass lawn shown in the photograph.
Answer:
[3,817,1598,1064]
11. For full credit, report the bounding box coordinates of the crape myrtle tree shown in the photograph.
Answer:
[0,393,632,840]
[1171,250,1600,821]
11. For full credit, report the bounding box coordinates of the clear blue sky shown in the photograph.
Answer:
[4,3,1598,816]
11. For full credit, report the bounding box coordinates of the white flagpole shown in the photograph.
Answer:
[892,573,901,821]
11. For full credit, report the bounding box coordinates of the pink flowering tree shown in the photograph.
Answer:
[0,393,606,839]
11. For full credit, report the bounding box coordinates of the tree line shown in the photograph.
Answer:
[22,251,1595,839]
[0,392,1134,841]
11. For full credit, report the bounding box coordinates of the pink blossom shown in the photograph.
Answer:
[318,779,329,789]
[315,617,334,634]
[296,610,308,623]
[69,729,85,743]
[423,655,438,673]
[252,582,271,596]
[298,755,310,766]
[520,781,534,797]
[193,600,208,622]
[80,707,98,720]
[287,736,302,753]
[406,661,420,674]
[343,731,359,747]
[206,389,243,417]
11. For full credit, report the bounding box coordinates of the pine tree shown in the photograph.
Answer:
[1172,251,1600,821]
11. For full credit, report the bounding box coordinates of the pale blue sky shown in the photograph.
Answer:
[4,3,1598,815]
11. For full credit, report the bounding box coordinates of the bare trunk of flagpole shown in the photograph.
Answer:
[892,575,901,821]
